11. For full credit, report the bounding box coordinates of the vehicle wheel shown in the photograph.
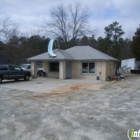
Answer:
[0,77,2,84]
[24,75,30,81]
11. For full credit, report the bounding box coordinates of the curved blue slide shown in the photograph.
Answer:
[48,39,56,57]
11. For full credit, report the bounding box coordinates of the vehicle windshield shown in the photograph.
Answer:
[20,64,28,69]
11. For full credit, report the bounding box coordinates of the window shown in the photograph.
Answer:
[9,66,15,71]
[20,64,31,69]
[0,66,8,70]
[9,66,21,71]
[49,62,59,72]
[82,62,95,74]
[27,65,31,69]
[82,63,88,73]
[14,66,21,71]
[89,63,95,73]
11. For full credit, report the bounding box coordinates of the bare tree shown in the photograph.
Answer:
[3,25,19,42]
[0,17,11,33]
[41,2,93,42]
[46,4,69,42]
[0,16,19,42]
[69,3,90,39]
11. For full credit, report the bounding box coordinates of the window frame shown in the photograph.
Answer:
[49,62,59,73]
[81,62,96,75]
[9,66,15,71]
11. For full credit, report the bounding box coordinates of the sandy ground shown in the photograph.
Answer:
[0,78,101,93]
[0,74,140,140]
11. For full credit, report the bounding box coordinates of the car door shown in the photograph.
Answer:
[8,66,16,79]
[0,66,9,79]
[14,66,23,79]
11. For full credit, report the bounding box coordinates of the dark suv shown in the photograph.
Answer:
[0,65,31,83]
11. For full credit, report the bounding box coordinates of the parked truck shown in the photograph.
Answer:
[121,58,140,74]
[0,65,31,83]
[20,63,44,76]
[20,64,31,72]
[121,58,140,70]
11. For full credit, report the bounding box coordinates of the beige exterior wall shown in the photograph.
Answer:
[32,60,116,80]
[71,61,116,80]
[42,61,69,79]
[96,61,116,80]
[96,61,107,80]
[80,75,96,79]
[71,61,96,79]
[47,73,59,78]
[106,61,116,77]
[42,61,59,78]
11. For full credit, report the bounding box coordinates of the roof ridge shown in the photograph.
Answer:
[58,49,74,59]
[54,48,65,58]
[57,49,65,58]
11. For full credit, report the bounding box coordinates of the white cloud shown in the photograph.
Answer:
[0,0,140,38]
[113,0,140,16]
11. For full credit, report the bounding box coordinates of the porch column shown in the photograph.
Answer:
[31,61,37,78]
[43,61,48,76]
[59,61,66,79]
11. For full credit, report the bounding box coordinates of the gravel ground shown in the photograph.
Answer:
[0,74,140,140]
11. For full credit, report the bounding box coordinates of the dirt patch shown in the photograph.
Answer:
[87,84,105,90]
[32,84,90,98]
[32,83,106,98]
[49,83,92,94]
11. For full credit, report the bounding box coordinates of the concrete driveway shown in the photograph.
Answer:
[0,77,101,93]
[0,74,140,140]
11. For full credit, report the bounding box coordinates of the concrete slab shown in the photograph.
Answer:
[0,77,101,93]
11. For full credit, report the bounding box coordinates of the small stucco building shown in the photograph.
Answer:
[27,46,117,80]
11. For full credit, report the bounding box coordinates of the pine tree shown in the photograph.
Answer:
[131,27,140,60]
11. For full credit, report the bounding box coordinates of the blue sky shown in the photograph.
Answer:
[0,0,140,39]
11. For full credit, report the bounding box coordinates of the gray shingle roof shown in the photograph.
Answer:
[27,49,73,61]
[27,46,117,61]
[66,46,117,61]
